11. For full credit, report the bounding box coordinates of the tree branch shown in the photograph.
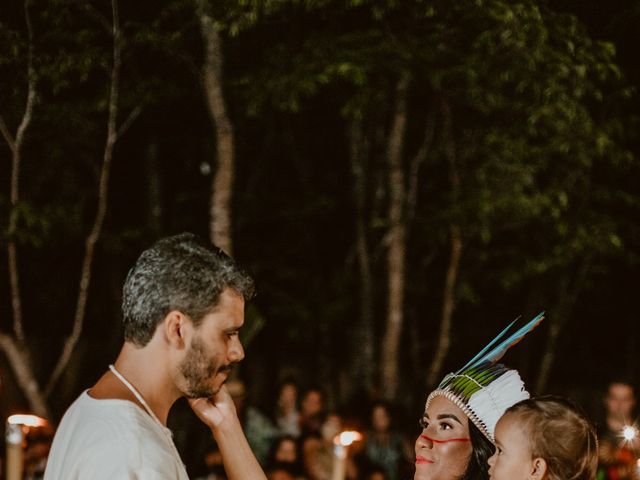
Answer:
[116,104,142,139]
[0,332,50,419]
[68,0,112,33]
[406,108,435,227]
[0,116,17,153]
[45,0,121,398]
[8,0,37,347]
[426,97,462,389]
[348,117,375,392]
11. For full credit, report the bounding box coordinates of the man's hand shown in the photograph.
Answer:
[188,384,268,480]
[188,385,238,430]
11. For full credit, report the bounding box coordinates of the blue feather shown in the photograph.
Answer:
[458,317,520,372]
[457,312,545,373]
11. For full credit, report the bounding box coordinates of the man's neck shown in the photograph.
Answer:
[91,342,181,426]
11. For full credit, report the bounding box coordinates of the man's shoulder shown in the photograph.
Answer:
[45,392,187,480]
[51,391,182,461]
[59,391,151,433]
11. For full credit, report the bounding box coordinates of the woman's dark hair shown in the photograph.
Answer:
[460,421,494,480]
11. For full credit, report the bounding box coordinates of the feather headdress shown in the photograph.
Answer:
[425,312,544,442]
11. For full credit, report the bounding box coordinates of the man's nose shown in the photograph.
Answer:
[229,337,244,363]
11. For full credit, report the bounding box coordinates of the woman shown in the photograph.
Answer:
[363,402,412,480]
[414,313,544,480]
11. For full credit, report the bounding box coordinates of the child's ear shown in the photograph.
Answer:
[530,457,547,480]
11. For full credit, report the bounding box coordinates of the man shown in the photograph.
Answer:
[597,379,640,480]
[45,233,267,479]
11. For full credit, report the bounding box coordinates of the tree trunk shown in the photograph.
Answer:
[45,0,122,398]
[145,137,163,235]
[0,334,50,418]
[0,0,46,417]
[535,260,590,393]
[348,118,375,393]
[427,226,462,388]
[426,98,462,389]
[1,0,130,416]
[381,76,410,400]
[1,0,37,351]
[195,0,234,254]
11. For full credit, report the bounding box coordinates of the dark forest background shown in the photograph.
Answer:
[1,0,639,456]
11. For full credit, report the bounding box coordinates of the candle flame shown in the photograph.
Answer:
[334,430,363,446]
[7,414,48,428]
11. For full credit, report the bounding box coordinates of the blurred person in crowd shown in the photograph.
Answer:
[274,379,301,437]
[266,464,298,480]
[363,465,387,480]
[266,435,305,479]
[227,378,278,465]
[194,446,226,480]
[44,233,268,479]
[302,412,358,480]
[597,378,640,480]
[362,402,412,480]
[299,387,325,437]
[23,423,54,480]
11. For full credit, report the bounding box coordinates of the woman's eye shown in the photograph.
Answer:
[440,422,452,430]
[419,418,428,429]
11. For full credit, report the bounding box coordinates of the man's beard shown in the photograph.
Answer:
[179,335,233,398]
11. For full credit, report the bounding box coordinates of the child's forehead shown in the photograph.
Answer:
[496,412,531,441]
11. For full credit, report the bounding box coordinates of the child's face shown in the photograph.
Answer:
[487,414,537,480]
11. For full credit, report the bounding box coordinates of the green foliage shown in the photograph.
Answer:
[1,0,638,415]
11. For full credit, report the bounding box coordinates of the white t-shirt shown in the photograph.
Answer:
[44,391,190,480]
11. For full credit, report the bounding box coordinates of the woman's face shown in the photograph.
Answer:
[372,405,391,432]
[414,396,473,480]
[275,438,298,463]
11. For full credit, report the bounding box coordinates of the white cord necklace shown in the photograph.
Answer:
[108,364,184,466]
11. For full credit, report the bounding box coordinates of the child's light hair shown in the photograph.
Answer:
[504,396,598,480]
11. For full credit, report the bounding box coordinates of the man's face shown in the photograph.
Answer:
[414,395,473,480]
[605,383,636,419]
[178,288,245,398]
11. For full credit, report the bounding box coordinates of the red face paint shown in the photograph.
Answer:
[421,434,470,444]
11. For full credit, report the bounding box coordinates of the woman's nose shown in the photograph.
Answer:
[416,434,434,451]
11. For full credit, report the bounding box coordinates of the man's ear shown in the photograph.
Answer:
[530,457,547,480]
[163,310,190,349]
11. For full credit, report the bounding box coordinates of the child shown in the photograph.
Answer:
[488,396,598,480]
